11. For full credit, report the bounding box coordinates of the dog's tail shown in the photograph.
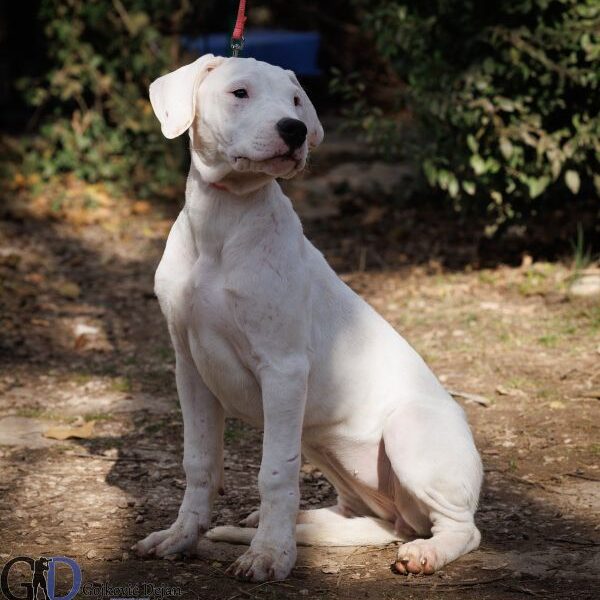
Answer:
[205,517,401,547]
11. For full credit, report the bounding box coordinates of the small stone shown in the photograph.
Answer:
[135,515,144,523]
[321,564,340,574]
[57,282,81,299]
[549,400,566,410]
[569,270,600,297]
[86,549,97,559]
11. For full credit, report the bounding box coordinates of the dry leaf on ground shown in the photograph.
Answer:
[44,420,96,440]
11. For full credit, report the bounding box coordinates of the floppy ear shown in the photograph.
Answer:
[149,54,224,139]
[287,70,324,149]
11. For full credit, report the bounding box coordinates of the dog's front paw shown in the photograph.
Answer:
[227,543,296,582]
[133,512,205,558]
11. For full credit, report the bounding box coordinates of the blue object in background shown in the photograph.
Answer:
[182,30,321,76]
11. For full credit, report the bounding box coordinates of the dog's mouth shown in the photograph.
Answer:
[234,152,298,165]
[231,152,303,177]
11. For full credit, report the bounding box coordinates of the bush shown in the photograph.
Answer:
[336,0,600,229]
[1,0,217,197]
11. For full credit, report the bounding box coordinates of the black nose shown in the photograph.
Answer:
[276,118,308,151]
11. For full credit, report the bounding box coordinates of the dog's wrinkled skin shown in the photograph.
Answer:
[134,55,483,583]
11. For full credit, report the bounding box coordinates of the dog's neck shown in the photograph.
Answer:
[183,163,280,258]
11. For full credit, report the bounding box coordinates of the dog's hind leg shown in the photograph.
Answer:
[383,400,483,575]
[239,502,354,528]
[239,510,261,528]
[209,505,401,546]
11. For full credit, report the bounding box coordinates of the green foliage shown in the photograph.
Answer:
[336,0,600,227]
[3,0,199,196]
[570,222,596,270]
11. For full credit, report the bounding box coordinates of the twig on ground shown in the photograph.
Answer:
[499,583,543,596]
[336,545,365,588]
[380,573,510,589]
[70,452,152,462]
[544,536,599,547]
[448,389,492,407]
[226,580,293,600]
[497,471,577,495]
[564,471,600,483]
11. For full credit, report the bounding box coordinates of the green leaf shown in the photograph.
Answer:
[422,160,437,186]
[490,190,503,205]
[462,181,476,195]
[470,154,486,175]
[448,176,459,198]
[466,134,478,153]
[499,137,513,159]
[527,176,551,199]
[564,170,580,194]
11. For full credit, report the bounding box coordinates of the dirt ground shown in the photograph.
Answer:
[1,137,599,600]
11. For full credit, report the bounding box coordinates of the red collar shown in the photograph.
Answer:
[210,182,229,192]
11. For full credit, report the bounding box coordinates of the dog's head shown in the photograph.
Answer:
[149,54,324,189]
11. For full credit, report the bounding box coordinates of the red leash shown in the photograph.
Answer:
[230,0,247,57]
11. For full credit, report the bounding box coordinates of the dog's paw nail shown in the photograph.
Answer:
[420,557,427,566]
[400,557,409,564]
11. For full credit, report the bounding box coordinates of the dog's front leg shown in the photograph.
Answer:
[229,360,307,582]
[135,353,224,557]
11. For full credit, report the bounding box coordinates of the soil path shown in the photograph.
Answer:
[1,142,598,599]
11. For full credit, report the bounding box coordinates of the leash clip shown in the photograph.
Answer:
[230,36,245,57]
[230,0,247,57]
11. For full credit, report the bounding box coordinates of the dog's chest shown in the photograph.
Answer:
[168,257,264,424]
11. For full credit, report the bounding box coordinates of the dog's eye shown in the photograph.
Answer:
[294,96,301,106]
[232,89,248,98]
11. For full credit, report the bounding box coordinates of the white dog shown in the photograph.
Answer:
[134,54,483,583]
